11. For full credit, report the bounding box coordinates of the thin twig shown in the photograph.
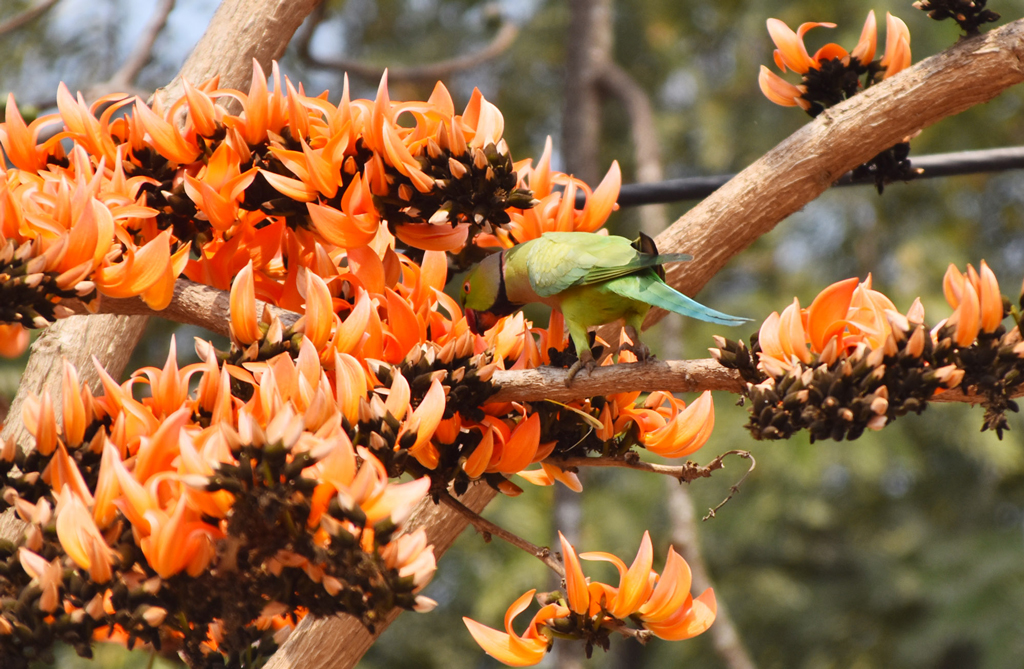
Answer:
[701,451,756,521]
[296,5,518,83]
[438,491,564,577]
[0,0,59,36]
[551,449,752,486]
[603,621,654,643]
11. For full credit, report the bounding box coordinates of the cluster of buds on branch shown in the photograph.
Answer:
[712,262,1024,442]
[914,0,1000,35]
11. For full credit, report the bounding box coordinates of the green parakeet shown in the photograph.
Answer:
[460,231,748,382]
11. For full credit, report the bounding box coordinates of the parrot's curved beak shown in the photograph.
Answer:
[465,308,499,335]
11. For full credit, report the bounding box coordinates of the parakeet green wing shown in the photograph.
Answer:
[604,273,750,326]
[518,232,691,297]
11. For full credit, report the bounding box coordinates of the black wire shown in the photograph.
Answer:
[572,146,1024,208]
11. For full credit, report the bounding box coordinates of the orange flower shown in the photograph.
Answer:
[756,276,908,374]
[638,391,716,459]
[18,548,63,613]
[463,589,566,667]
[943,260,1003,346]
[0,94,64,172]
[880,13,912,78]
[55,486,116,583]
[760,12,911,110]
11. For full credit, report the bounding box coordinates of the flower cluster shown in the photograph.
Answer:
[713,263,1024,441]
[759,11,911,116]
[463,532,716,666]
[0,63,723,667]
[0,343,437,666]
[913,0,1000,35]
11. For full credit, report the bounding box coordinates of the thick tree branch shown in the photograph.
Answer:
[0,0,59,36]
[61,277,298,338]
[641,19,1024,331]
[296,3,518,83]
[59,279,1012,408]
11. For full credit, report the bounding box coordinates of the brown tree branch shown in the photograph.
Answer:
[59,279,1014,408]
[296,3,518,84]
[0,0,59,36]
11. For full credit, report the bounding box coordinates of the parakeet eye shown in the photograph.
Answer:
[463,281,471,294]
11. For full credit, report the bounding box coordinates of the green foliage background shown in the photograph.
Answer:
[4,0,1024,667]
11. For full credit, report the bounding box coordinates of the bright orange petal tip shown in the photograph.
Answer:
[395,223,470,252]
[229,262,261,346]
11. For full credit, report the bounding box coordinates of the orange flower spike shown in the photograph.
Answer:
[242,59,271,146]
[643,586,718,641]
[978,260,1003,333]
[93,439,121,529]
[404,378,446,468]
[360,475,431,527]
[55,486,115,583]
[637,547,693,623]
[605,531,655,619]
[61,360,87,447]
[385,288,425,361]
[1,94,61,172]
[133,99,200,165]
[142,241,191,311]
[334,352,369,425]
[304,271,335,352]
[55,83,117,162]
[807,277,859,352]
[110,448,158,534]
[133,406,191,483]
[43,443,94,504]
[394,223,471,252]
[18,548,63,613]
[643,391,715,459]
[778,298,811,363]
[384,370,412,421]
[94,228,173,299]
[490,412,541,475]
[182,78,219,138]
[308,200,378,250]
[953,280,982,347]
[850,10,878,66]
[463,589,555,668]
[559,532,591,615]
[943,263,965,309]
[462,426,494,479]
[881,13,912,78]
[25,389,59,457]
[766,18,829,74]
[574,162,621,233]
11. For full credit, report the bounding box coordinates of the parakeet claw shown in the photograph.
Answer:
[621,326,652,362]
[565,349,596,387]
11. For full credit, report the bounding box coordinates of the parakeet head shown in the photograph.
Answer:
[461,251,517,335]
